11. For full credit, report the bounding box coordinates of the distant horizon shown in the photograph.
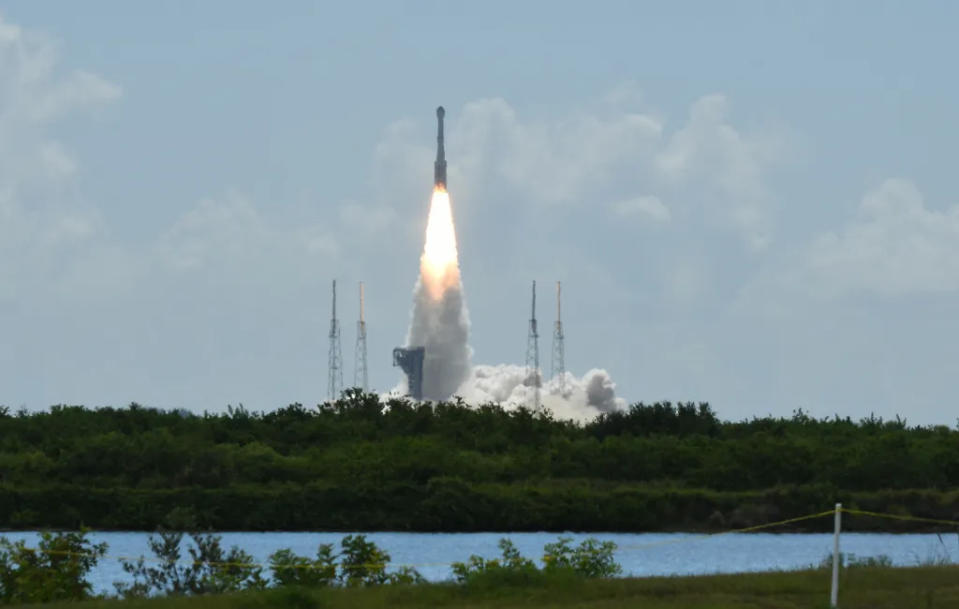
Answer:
[6,398,955,429]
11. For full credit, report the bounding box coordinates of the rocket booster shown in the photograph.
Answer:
[434,106,447,188]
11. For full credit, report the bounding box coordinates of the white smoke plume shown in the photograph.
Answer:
[454,364,626,422]
[405,272,472,401]
[403,188,473,400]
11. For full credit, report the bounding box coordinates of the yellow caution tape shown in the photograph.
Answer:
[841,508,959,528]
[614,509,836,553]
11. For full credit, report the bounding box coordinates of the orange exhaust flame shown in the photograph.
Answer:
[420,186,461,301]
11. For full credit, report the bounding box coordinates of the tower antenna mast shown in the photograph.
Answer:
[551,281,566,394]
[327,279,343,400]
[525,280,541,409]
[354,282,368,392]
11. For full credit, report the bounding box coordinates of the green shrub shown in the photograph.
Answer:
[0,530,106,604]
[269,545,336,588]
[451,539,542,588]
[542,537,621,578]
[270,535,424,589]
[115,511,266,598]
[452,537,620,588]
[338,534,391,586]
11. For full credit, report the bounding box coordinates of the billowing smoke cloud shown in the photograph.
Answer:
[454,365,626,422]
[405,273,472,401]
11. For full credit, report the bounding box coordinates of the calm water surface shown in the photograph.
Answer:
[5,531,957,595]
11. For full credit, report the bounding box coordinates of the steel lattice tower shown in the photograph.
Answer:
[327,279,343,400]
[354,281,368,392]
[551,281,566,393]
[525,280,541,409]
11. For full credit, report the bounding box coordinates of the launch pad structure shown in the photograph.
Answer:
[392,346,425,400]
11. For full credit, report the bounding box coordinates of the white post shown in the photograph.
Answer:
[830,502,842,608]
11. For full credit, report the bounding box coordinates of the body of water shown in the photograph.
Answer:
[4,531,957,595]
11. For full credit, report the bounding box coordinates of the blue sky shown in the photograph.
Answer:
[1,1,957,423]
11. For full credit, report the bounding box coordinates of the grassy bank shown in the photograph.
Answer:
[19,566,959,609]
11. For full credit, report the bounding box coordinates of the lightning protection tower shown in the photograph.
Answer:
[327,279,343,400]
[551,281,566,393]
[525,280,541,409]
[354,282,368,392]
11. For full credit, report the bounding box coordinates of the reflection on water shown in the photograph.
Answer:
[3,531,956,595]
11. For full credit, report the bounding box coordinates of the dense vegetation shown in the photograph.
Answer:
[1,393,958,531]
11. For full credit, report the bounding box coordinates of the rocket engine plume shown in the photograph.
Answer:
[420,187,459,301]
[403,108,471,400]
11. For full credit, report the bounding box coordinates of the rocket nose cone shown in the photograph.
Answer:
[437,106,445,118]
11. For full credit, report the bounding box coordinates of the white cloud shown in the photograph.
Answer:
[804,179,959,296]
[0,14,121,190]
[157,194,268,271]
[611,195,670,222]
[0,13,120,301]
[0,7,349,309]
[450,97,664,206]
[155,192,344,276]
[656,94,774,249]
[0,9,390,323]
[29,70,121,123]
[601,80,647,108]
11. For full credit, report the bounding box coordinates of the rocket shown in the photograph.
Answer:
[434,106,447,188]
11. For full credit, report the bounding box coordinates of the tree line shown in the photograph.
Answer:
[0,393,957,531]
